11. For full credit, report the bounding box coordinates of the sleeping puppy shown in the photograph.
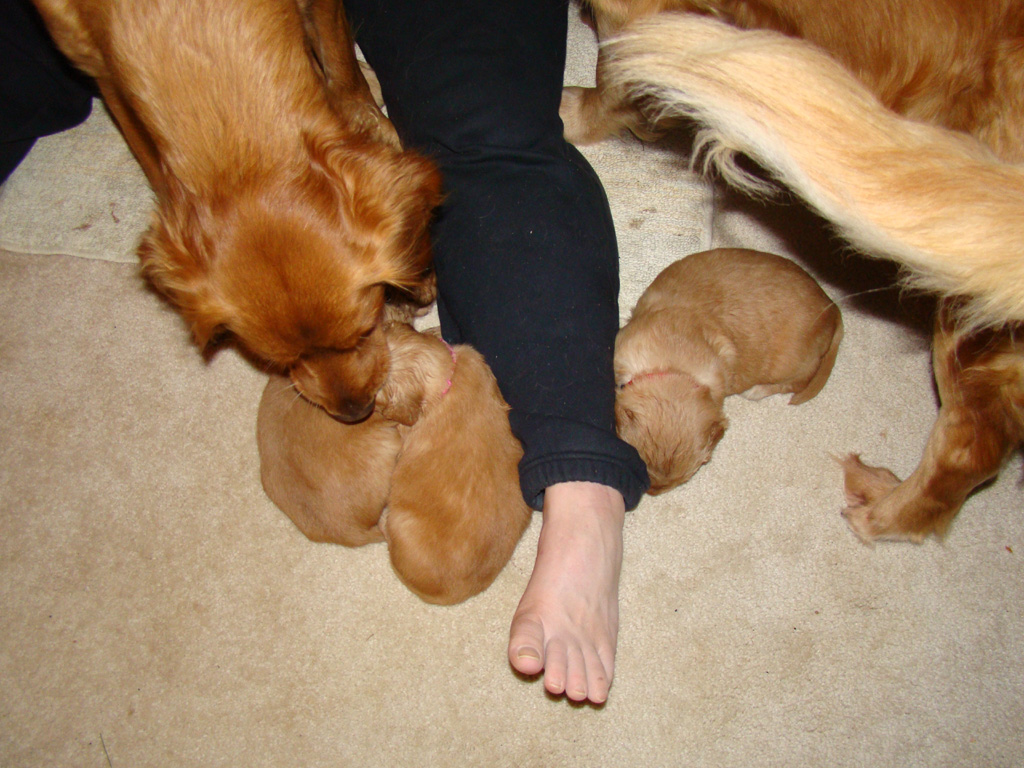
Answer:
[376,324,533,605]
[31,0,441,422]
[257,374,398,546]
[256,323,532,605]
[615,248,842,493]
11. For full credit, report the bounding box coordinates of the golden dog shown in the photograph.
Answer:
[32,0,441,422]
[564,0,1024,162]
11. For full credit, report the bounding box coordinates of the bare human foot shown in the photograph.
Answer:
[508,481,625,703]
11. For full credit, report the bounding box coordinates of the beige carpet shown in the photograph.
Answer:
[2,11,1022,767]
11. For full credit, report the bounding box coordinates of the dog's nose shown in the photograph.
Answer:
[329,397,375,424]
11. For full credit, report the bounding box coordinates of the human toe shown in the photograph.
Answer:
[584,647,612,704]
[542,639,568,695]
[564,645,591,702]
[508,614,546,677]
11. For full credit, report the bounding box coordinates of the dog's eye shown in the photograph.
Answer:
[352,326,377,347]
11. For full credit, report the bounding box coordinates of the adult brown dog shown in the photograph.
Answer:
[31,0,441,422]
[257,324,532,605]
[573,11,1024,540]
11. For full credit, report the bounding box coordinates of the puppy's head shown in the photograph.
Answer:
[375,324,454,426]
[139,138,441,422]
[616,375,727,493]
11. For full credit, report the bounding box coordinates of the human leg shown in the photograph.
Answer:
[345,0,649,702]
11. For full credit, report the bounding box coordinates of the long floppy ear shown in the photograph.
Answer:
[137,196,234,349]
[312,135,443,292]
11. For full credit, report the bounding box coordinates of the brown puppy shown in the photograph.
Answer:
[32,0,441,422]
[256,323,532,605]
[595,14,1024,539]
[616,248,842,493]
[257,374,398,546]
[377,324,533,605]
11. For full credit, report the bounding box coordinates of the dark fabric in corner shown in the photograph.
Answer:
[1,0,97,183]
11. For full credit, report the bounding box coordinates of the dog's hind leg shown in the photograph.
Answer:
[839,307,1024,543]
[559,4,665,145]
[838,431,992,545]
[838,411,1008,544]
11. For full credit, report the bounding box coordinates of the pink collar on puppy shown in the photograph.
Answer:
[441,341,457,397]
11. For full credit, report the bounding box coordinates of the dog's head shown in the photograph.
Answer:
[139,137,441,421]
[616,374,727,493]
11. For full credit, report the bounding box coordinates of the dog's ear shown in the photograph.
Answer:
[138,199,234,350]
[313,135,442,292]
[376,385,422,427]
[703,414,728,457]
[380,150,443,285]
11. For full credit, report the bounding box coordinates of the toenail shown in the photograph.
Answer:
[517,647,541,662]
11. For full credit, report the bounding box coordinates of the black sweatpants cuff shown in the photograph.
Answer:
[520,455,651,513]
[513,415,650,511]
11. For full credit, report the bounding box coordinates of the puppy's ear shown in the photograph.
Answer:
[138,201,234,350]
[375,359,427,426]
[703,415,728,457]
[376,384,422,426]
[374,324,447,426]
[615,402,638,430]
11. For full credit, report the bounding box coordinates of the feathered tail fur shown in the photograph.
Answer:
[602,14,1024,327]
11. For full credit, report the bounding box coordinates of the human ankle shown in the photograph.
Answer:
[543,481,625,525]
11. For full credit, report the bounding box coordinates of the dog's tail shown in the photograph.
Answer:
[602,14,1024,328]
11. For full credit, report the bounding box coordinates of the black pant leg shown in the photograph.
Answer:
[346,0,650,509]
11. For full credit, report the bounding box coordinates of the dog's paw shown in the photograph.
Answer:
[837,454,900,506]
[834,453,923,544]
[560,85,662,146]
